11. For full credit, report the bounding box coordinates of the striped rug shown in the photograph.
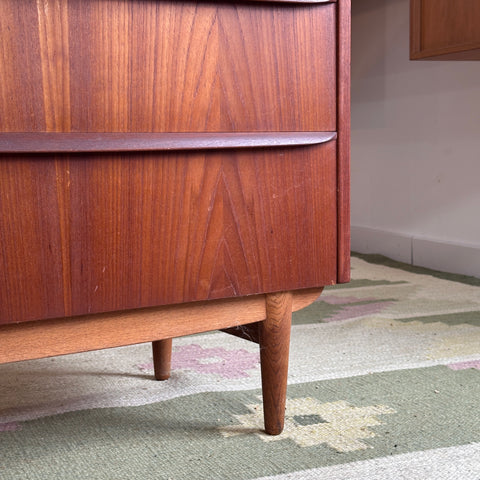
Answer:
[1,254,479,479]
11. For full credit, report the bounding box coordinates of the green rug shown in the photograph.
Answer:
[1,254,479,479]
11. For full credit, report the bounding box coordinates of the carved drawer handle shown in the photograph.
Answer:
[0,132,337,154]
[245,0,335,3]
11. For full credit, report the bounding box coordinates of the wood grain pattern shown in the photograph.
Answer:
[0,143,337,324]
[216,2,336,131]
[259,292,293,435]
[336,0,351,283]
[0,0,336,132]
[0,1,45,130]
[0,288,322,364]
[410,0,480,60]
[0,159,66,321]
[36,0,72,131]
[0,132,337,153]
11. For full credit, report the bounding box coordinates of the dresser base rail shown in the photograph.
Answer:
[0,288,322,365]
[0,288,322,435]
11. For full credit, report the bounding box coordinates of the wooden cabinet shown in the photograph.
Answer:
[410,0,480,60]
[0,0,350,434]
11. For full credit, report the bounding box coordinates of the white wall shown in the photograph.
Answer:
[351,0,480,277]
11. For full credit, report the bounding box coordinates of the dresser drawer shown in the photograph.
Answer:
[0,137,337,323]
[0,0,336,133]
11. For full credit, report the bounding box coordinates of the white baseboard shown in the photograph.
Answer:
[412,238,480,279]
[351,225,480,278]
[351,226,412,264]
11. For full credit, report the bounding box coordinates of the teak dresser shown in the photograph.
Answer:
[0,0,350,435]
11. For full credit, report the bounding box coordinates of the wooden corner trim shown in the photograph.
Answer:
[336,0,351,283]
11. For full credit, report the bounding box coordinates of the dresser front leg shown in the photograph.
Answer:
[152,338,173,381]
[259,291,293,435]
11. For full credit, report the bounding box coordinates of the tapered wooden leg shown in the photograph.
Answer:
[259,292,293,435]
[152,338,173,381]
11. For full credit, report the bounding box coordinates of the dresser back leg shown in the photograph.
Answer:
[152,338,173,381]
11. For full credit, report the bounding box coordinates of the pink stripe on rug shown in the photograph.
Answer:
[0,422,22,432]
[448,360,480,371]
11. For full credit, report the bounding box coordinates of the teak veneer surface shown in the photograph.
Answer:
[0,143,337,324]
[0,0,336,133]
[0,0,346,326]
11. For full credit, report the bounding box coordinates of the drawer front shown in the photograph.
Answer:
[410,0,480,60]
[0,0,336,133]
[0,141,337,324]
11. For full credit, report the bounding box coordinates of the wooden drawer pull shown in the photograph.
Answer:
[0,132,337,154]
[247,0,335,3]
